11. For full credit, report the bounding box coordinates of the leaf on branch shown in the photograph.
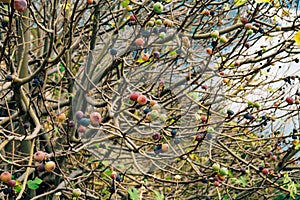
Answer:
[60,3,71,10]
[294,30,300,46]
[14,185,22,193]
[294,143,300,150]
[195,113,201,120]
[27,178,43,190]
[168,50,177,56]
[121,0,130,8]
[255,0,270,3]
[128,188,139,200]
[234,0,248,6]
[281,9,290,17]
[188,92,198,100]
[33,177,43,184]
[288,181,297,199]
[154,190,164,200]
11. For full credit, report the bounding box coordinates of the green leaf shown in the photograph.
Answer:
[283,173,297,199]
[233,194,237,199]
[295,143,300,150]
[168,50,177,56]
[121,0,130,8]
[274,194,292,200]
[154,190,164,200]
[59,63,65,72]
[288,181,297,199]
[54,127,59,133]
[27,181,39,190]
[27,177,43,190]
[238,176,247,187]
[265,188,269,193]
[283,172,290,184]
[14,185,22,193]
[228,169,233,178]
[33,177,43,184]
[261,161,265,167]
[70,181,76,187]
[118,164,125,169]
[188,92,198,100]
[102,168,112,180]
[128,188,139,200]
[234,0,248,6]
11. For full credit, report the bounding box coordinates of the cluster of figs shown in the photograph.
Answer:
[0,151,55,197]
[75,111,102,134]
[34,151,56,172]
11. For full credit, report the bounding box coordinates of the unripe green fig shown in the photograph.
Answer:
[219,167,228,175]
[210,30,219,38]
[219,35,228,43]
[153,2,163,14]
[212,163,220,171]
[156,19,163,26]
[247,29,253,35]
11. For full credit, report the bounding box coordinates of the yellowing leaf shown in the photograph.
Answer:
[224,3,230,10]
[195,113,201,120]
[260,69,268,75]
[190,154,199,161]
[273,0,280,7]
[237,86,244,90]
[255,0,270,3]
[267,87,274,93]
[281,9,290,17]
[234,0,248,6]
[294,30,300,46]
[108,22,115,27]
[60,3,71,10]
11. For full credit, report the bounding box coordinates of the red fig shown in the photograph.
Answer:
[14,0,27,12]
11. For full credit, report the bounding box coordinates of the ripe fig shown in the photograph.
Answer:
[0,172,12,182]
[14,0,27,12]
[45,161,56,172]
[34,151,46,162]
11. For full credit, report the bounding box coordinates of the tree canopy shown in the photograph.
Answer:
[0,0,300,199]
